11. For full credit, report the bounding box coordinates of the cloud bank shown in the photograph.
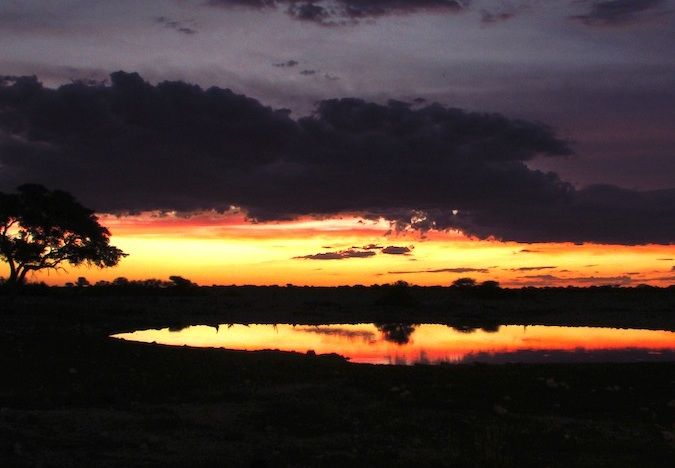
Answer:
[1,72,673,244]
[207,0,467,25]
[570,0,668,26]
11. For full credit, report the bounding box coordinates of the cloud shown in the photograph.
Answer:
[294,249,376,259]
[570,275,634,284]
[296,326,376,341]
[296,244,411,259]
[570,0,669,26]
[355,244,384,250]
[155,16,197,35]
[520,274,559,281]
[478,1,535,25]
[206,0,467,26]
[273,60,299,68]
[649,275,675,281]
[0,72,673,245]
[389,267,489,274]
[521,274,633,285]
[509,266,557,271]
[480,10,515,24]
[300,69,317,75]
[381,246,412,255]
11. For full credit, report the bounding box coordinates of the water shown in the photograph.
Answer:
[112,323,675,365]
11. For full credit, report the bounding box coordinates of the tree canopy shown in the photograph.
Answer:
[0,184,127,285]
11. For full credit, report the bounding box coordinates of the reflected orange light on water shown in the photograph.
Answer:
[113,324,675,365]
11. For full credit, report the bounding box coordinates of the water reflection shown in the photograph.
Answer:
[112,323,675,365]
[374,322,418,344]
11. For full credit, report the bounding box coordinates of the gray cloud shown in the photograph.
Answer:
[480,9,515,23]
[570,0,669,26]
[206,0,468,25]
[0,72,673,245]
[155,16,198,35]
[479,0,534,25]
[273,60,299,68]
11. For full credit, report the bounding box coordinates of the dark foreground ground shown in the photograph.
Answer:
[1,287,674,467]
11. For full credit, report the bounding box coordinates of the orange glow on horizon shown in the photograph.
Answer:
[3,212,673,287]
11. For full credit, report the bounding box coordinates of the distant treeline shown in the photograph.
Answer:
[0,276,672,298]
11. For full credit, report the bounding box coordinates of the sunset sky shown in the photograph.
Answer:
[1,0,674,286]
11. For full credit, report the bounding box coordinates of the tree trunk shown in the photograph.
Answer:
[17,267,29,286]
[7,265,18,285]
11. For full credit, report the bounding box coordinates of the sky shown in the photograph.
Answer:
[0,0,674,286]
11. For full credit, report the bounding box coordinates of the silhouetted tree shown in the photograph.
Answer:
[75,276,90,288]
[111,277,130,286]
[168,275,196,288]
[479,280,500,289]
[0,184,126,286]
[452,277,477,288]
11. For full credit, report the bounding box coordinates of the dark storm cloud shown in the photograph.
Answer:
[294,249,377,259]
[389,267,489,274]
[1,72,674,244]
[570,0,669,26]
[155,16,198,35]
[381,246,412,255]
[206,0,467,25]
